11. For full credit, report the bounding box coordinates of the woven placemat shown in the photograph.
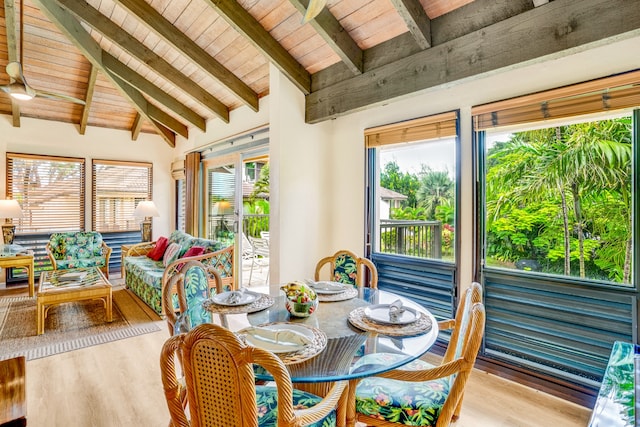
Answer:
[202,293,275,315]
[348,307,433,337]
[317,286,358,302]
[238,322,327,365]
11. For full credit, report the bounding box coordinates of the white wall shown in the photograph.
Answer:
[0,116,175,239]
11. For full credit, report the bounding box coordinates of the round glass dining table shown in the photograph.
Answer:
[174,286,439,383]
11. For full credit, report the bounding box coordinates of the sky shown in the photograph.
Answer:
[379,138,456,176]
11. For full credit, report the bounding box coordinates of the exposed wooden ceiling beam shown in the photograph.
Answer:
[202,0,311,94]
[312,0,534,91]
[79,64,97,135]
[103,52,207,132]
[390,0,431,49]
[112,0,259,112]
[306,0,640,123]
[4,0,20,127]
[131,113,143,140]
[54,0,229,123]
[107,72,188,138]
[288,0,362,74]
[33,0,176,147]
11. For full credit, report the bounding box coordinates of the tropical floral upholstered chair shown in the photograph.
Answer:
[162,260,223,336]
[161,322,347,427]
[46,231,112,278]
[314,249,378,288]
[354,283,485,427]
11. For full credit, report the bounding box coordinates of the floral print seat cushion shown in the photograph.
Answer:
[255,386,336,427]
[354,353,451,427]
[48,231,108,270]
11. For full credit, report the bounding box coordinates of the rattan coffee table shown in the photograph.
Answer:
[37,267,113,335]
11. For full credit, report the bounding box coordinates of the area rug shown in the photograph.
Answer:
[0,289,161,361]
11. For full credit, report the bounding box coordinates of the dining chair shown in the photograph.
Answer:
[160,322,347,427]
[314,249,378,288]
[353,283,485,427]
[162,260,223,335]
[248,235,270,285]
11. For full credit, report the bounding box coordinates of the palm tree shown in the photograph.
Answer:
[416,168,454,220]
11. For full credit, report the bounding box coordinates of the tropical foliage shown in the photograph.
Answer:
[380,161,455,260]
[485,117,632,283]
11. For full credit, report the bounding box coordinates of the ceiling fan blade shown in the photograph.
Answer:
[35,89,86,105]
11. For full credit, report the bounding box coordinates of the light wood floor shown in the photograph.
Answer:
[1,280,592,427]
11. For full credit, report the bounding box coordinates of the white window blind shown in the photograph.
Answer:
[92,160,152,232]
[7,153,85,233]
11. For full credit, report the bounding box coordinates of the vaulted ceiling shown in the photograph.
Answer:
[0,0,638,147]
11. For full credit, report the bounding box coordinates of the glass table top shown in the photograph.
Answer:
[175,287,439,383]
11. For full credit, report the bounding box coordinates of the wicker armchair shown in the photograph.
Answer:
[314,249,378,288]
[353,283,485,427]
[162,260,223,336]
[46,231,112,279]
[161,323,347,427]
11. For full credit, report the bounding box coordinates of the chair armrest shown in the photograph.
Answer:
[45,241,58,270]
[101,240,112,264]
[126,241,157,257]
[378,359,465,383]
[438,319,455,331]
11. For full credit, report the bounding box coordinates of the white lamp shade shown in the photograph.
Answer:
[0,199,23,219]
[134,201,160,218]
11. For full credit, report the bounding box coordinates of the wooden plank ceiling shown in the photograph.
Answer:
[0,0,638,146]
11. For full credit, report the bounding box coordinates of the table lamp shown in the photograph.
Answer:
[0,199,23,245]
[134,201,160,242]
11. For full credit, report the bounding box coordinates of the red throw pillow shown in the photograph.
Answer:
[147,236,168,261]
[177,246,206,270]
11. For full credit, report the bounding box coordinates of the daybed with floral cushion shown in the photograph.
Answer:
[123,230,234,315]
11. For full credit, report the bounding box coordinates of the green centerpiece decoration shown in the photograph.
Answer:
[281,281,318,318]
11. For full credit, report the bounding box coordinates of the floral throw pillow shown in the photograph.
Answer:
[163,243,182,267]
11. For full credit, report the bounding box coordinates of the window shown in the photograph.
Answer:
[7,153,85,233]
[176,178,186,232]
[366,112,458,261]
[92,160,152,232]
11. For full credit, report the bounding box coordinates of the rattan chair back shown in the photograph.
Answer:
[314,249,378,288]
[160,323,347,427]
[162,260,223,335]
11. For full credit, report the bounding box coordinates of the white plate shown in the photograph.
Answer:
[310,281,348,294]
[364,304,421,325]
[211,290,259,306]
[240,323,314,353]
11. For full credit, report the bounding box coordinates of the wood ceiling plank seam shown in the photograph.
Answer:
[79,64,98,134]
[111,0,259,111]
[390,0,431,49]
[102,50,207,131]
[306,0,640,123]
[289,0,363,74]
[35,0,176,146]
[193,18,229,50]
[327,0,371,21]
[241,0,282,22]
[172,0,208,30]
[260,6,298,33]
[161,0,196,23]
[339,1,398,34]
[55,0,230,121]
[202,0,311,94]
[422,0,475,19]
[199,27,245,58]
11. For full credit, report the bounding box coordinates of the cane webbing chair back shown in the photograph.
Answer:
[440,282,483,364]
[161,323,347,427]
[314,249,378,288]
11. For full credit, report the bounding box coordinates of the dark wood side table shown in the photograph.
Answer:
[0,356,26,426]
